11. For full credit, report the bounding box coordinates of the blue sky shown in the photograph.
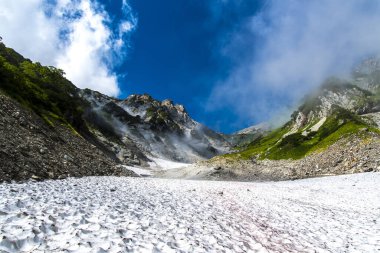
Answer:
[2,0,380,133]
[109,0,264,133]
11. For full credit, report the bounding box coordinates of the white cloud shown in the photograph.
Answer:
[0,0,136,96]
[0,0,60,65]
[208,0,380,126]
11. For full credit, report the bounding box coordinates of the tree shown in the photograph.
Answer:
[0,36,2,42]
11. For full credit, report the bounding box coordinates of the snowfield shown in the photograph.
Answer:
[0,173,379,253]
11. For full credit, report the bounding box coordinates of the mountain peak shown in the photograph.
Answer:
[80,89,230,163]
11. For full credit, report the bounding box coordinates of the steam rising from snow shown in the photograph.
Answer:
[208,0,380,126]
[0,0,136,96]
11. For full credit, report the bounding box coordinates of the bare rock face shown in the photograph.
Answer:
[0,95,135,182]
[80,90,230,163]
[353,56,380,93]
[290,79,373,133]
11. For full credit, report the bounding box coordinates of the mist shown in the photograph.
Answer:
[207,0,380,128]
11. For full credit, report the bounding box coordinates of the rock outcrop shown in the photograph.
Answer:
[81,90,230,163]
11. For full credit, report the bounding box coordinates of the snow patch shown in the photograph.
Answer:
[310,116,326,132]
[302,117,327,136]
[148,157,191,170]
[122,165,153,177]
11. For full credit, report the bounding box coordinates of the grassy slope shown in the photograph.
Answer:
[0,43,87,132]
[223,77,380,161]
[224,107,378,161]
[0,43,123,162]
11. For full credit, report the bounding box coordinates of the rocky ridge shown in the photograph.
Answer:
[223,123,269,148]
[81,89,230,163]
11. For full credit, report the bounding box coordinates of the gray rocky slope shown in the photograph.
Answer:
[166,131,380,181]
[80,89,230,164]
[0,93,134,182]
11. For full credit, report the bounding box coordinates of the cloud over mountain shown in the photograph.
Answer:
[208,0,380,126]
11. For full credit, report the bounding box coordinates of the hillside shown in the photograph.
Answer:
[0,43,230,181]
[231,77,380,162]
[164,60,380,180]
[2,41,380,182]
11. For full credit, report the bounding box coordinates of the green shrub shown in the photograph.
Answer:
[0,42,88,135]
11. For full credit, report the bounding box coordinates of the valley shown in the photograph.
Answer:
[1,41,380,252]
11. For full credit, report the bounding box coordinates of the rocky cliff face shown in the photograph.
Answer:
[289,79,373,135]
[353,57,380,93]
[289,58,380,134]
[81,90,230,163]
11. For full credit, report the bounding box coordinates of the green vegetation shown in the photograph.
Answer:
[146,106,155,118]
[0,43,87,132]
[225,76,380,161]
[226,107,376,161]
[223,124,291,160]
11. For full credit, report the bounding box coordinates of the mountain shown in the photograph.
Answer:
[168,59,380,181]
[223,123,270,148]
[353,56,380,94]
[80,89,230,164]
[0,43,134,181]
[3,41,379,182]
[0,43,229,181]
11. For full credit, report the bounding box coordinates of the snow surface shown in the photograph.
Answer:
[121,157,191,177]
[148,157,191,170]
[1,173,379,252]
[122,166,153,177]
